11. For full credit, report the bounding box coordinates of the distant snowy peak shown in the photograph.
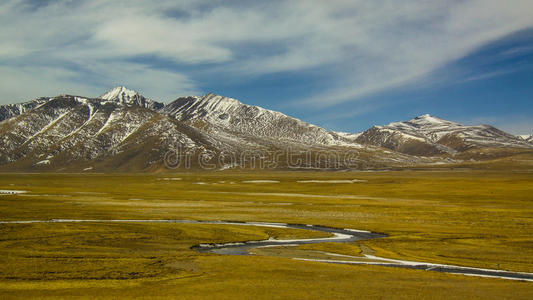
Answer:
[100,86,138,101]
[380,114,490,135]
[99,86,164,110]
[519,134,533,143]
[406,114,460,127]
[0,86,163,123]
[357,114,533,156]
[380,114,460,132]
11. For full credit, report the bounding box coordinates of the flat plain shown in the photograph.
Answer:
[0,170,532,299]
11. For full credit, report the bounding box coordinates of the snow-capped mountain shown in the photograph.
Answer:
[99,86,164,110]
[162,93,356,147]
[356,114,533,156]
[0,93,199,171]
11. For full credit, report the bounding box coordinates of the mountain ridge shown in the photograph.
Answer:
[356,114,532,156]
[162,92,358,147]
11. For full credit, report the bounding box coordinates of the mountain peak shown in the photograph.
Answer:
[98,86,164,110]
[402,114,461,129]
[519,134,533,142]
[99,86,139,101]
[418,113,433,119]
[381,114,457,130]
[410,114,450,124]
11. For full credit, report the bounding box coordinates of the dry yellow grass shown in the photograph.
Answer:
[0,170,532,298]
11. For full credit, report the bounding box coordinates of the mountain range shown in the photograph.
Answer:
[0,87,531,172]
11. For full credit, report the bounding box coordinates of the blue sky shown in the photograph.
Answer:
[1,0,532,134]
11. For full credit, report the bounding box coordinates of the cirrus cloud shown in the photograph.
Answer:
[0,0,532,108]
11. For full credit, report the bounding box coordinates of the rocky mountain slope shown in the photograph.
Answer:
[0,97,50,123]
[0,93,200,171]
[162,93,357,147]
[356,114,533,156]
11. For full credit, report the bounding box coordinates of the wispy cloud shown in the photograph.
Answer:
[500,46,533,56]
[1,0,532,105]
[459,68,520,83]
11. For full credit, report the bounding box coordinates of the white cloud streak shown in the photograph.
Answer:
[0,0,532,105]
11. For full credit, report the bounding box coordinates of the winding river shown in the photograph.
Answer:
[1,219,532,282]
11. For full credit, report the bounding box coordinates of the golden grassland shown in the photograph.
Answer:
[0,170,532,299]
